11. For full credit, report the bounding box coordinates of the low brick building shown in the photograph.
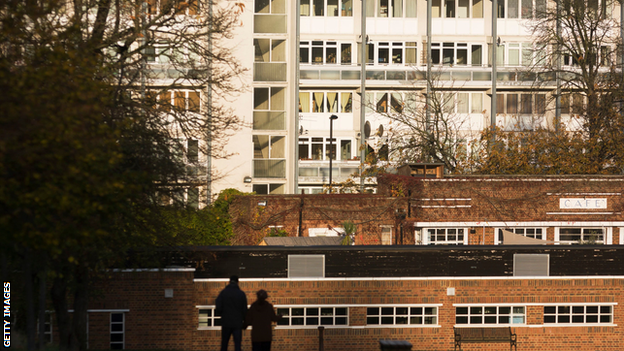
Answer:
[231,175,624,246]
[78,246,624,351]
[45,175,624,350]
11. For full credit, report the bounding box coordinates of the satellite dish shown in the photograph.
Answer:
[364,121,371,139]
[377,124,384,137]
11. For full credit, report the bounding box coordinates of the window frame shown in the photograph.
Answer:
[543,304,615,325]
[276,305,348,327]
[300,0,354,16]
[431,42,482,66]
[496,227,546,244]
[198,306,222,329]
[365,0,418,18]
[366,305,439,326]
[455,305,526,326]
[298,137,353,161]
[424,227,467,245]
[110,312,125,350]
[556,227,605,244]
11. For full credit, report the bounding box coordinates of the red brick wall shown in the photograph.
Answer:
[190,277,624,351]
[79,268,624,351]
[87,270,196,349]
[230,194,407,245]
[230,177,624,246]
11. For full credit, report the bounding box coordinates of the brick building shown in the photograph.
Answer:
[46,175,624,350]
[79,246,624,351]
[231,175,624,246]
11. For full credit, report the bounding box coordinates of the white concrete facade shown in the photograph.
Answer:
[210,0,622,198]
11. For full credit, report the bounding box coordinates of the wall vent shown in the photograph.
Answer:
[288,255,325,278]
[513,254,549,276]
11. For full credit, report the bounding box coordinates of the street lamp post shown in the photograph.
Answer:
[329,114,338,192]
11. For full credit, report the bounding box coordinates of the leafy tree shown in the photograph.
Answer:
[0,0,245,349]
[473,0,624,174]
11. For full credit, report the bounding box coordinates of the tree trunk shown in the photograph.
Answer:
[24,250,36,351]
[51,274,71,351]
[38,272,47,350]
[72,266,89,351]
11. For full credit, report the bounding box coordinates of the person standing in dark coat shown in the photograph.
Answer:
[216,275,248,351]
[244,289,281,351]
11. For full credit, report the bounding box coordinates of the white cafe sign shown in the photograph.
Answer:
[559,198,607,209]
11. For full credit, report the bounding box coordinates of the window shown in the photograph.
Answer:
[497,227,543,244]
[381,226,393,245]
[277,306,348,326]
[431,43,482,66]
[363,42,417,65]
[146,0,199,15]
[153,90,201,113]
[456,306,525,325]
[37,312,53,344]
[254,38,287,81]
[299,137,353,161]
[254,39,286,63]
[187,187,199,209]
[366,0,417,17]
[495,93,546,115]
[255,0,286,33]
[110,312,125,349]
[301,0,353,16]
[558,227,604,244]
[198,307,222,328]
[254,87,285,130]
[299,91,352,113]
[256,0,285,13]
[432,0,482,17]
[426,228,465,245]
[367,306,438,325]
[544,305,613,324]
[252,183,285,194]
[145,42,171,64]
[300,41,352,65]
[253,135,286,178]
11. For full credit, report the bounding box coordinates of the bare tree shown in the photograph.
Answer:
[362,70,482,175]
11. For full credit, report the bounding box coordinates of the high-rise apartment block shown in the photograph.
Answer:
[211,0,621,197]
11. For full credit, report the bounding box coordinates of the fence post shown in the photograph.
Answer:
[318,326,325,351]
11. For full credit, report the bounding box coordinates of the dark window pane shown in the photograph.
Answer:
[111,313,123,323]
[381,316,394,324]
[544,315,556,323]
[336,308,347,315]
[307,308,319,316]
[335,317,347,325]
[367,317,379,324]
[305,317,318,325]
[381,307,394,315]
[396,307,408,315]
[320,317,333,325]
[470,316,482,324]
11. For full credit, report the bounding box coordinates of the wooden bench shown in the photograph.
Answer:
[454,327,517,351]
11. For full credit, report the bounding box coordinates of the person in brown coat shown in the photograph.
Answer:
[244,289,281,351]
